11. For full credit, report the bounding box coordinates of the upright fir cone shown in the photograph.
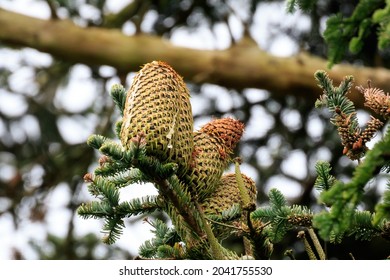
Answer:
[202,173,257,216]
[201,172,257,240]
[357,81,390,119]
[360,116,384,145]
[120,61,194,174]
[185,117,245,200]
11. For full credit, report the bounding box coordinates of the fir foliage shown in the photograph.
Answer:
[323,0,384,67]
[374,181,390,225]
[349,211,382,241]
[313,73,390,241]
[289,0,388,67]
[286,0,316,13]
[138,219,182,259]
[372,0,390,49]
[109,84,127,116]
[315,70,385,161]
[251,188,313,243]
[314,161,337,192]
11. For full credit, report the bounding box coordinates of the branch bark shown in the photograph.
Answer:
[1,8,389,107]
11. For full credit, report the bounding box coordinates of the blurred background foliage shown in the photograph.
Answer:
[0,0,389,259]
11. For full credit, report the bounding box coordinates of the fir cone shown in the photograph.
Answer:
[202,173,257,240]
[185,118,245,200]
[120,61,194,173]
[357,83,390,119]
[360,116,383,145]
[202,173,257,216]
[199,117,245,154]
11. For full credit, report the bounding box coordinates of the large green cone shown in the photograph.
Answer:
[120,61,194,174]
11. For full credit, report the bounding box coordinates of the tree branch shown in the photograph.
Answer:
[1,8,389,107]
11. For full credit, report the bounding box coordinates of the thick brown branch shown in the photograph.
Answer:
[1,8,390,107]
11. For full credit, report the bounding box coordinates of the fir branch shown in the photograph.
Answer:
[322,14,350,68]
[139,219,169,258]
[157,175,204,239]
[101,216,125,244]
[89,176,120,205]
[116,195,161,217]
[348,211,382,241]
[285,0,315,13]
[314,161,337,192]
[287,205,313,227]
[87,134,108,150]
[138,239,157,259]
[251,189,291,242]
[322,0,384,67]
[269,187,287,209]
[252,189,314,244]
[314,127,390,239]
[314,70,386,161]
[110,83,127,116]
[115,120,123,139]
[94,161,129,177]
[156,244,184,260]
[373,0,390,50]
[374,181,390,225]
[77,201,114,219]
[207,204,242,223]
[139,218,183,259]
[103,168,150,187]
[99,142,130,164]
[315,70,356,116]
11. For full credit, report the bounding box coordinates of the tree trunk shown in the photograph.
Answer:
[1,8,389,107]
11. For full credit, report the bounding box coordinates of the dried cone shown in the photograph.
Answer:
[120,61,194,173]
[186,118,244,200]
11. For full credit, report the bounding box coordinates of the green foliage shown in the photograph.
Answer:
[110,84,127,116]
[289,0,388,67]
[373,0,390,49]
[312,72,390,241]
[314,70,356,121]
[349,211,382,241]
[139,219,183,259]
[207,204,242,224]
[285,0,316,13]
[251,188,313,243]
[324,0,384,67]
[314,161,337,192]
[374,181,390,225]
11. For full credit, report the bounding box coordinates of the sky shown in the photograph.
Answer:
[1,0,386,260]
